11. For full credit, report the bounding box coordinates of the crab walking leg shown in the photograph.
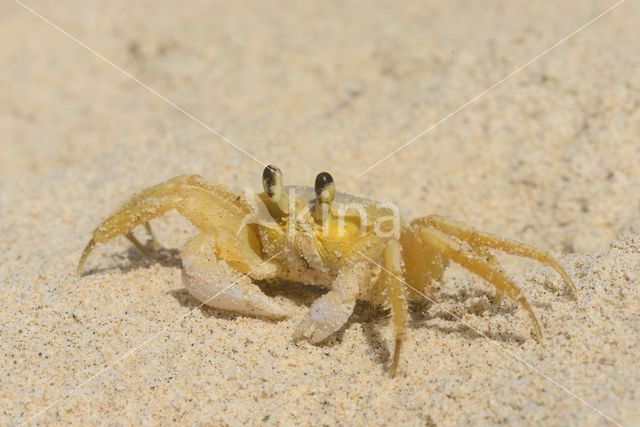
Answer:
[78,175,195,274]
[381,240,408,378]
[470,245,505,305]
[144,222,162,251]
[125,232,152,257]
[126,223,162,257]
[293,261,370,344]
[415,215,577,297]
[77,175,262,275]
[419,226,543,341]
[181,234,288,318]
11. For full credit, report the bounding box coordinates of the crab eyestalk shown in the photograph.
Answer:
[313,171,335,223]
[262,164,289,215]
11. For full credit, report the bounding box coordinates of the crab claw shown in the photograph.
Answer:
[182,234,289,319]
[293,291,355,344]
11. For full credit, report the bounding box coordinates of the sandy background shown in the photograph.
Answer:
[1,0,639,425]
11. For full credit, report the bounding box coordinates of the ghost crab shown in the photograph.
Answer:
[78,165,577,376]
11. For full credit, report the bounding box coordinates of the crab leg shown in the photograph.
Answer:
[124,223,162,257]
[78,175,264,275]
[380,240,408,378]
[144,222,162,251]
[78,175,194,273]
[418,225,543,341]
[469,245,505,305]
[125,232,152,257]
[414,215,577,297]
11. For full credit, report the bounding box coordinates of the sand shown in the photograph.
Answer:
[1,0,639,425]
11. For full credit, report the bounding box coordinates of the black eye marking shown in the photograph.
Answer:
[262,165,280,197]
[314,172,333,196]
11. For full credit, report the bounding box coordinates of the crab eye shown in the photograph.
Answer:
[262,164,283,200]
[314,172,335,204]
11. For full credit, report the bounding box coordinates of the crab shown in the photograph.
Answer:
[78,165,577,376]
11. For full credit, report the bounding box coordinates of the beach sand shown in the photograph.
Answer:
[1,0,639,425]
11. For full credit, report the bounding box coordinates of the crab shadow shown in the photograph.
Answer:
[168,279,394,365]
[409,288,529,344]
[169,279,530,370]
[81,245,182,276]
[79,243,532,363]
[85,244,532,352]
